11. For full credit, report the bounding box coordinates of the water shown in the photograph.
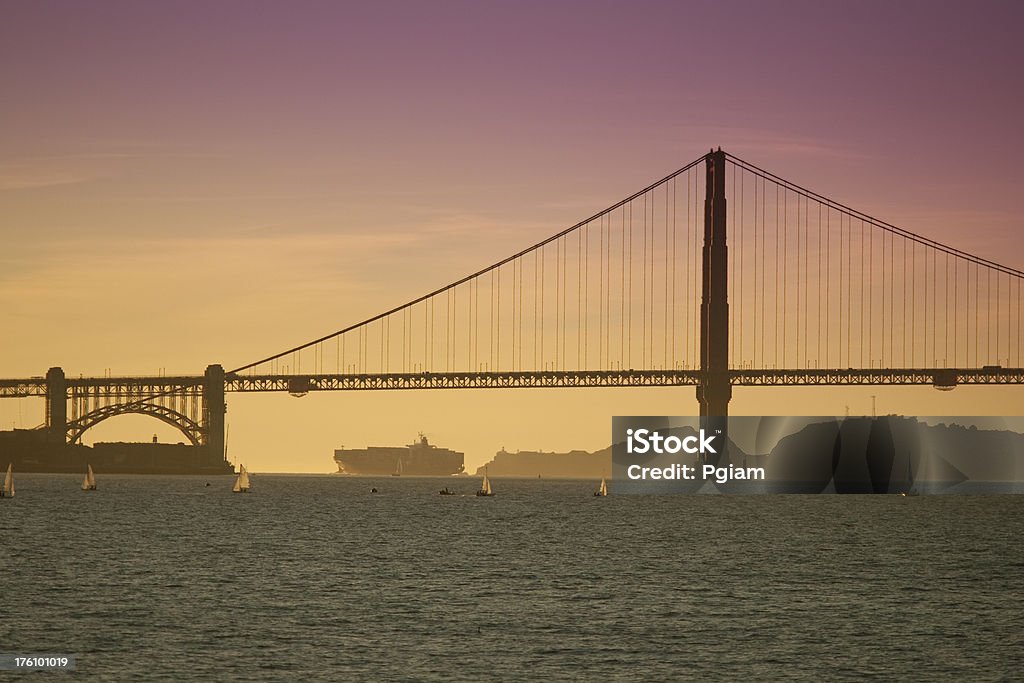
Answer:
[3,475,1022,680]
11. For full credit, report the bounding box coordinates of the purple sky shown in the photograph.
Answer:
[6,1,1024,204]
[2,1,1023,470]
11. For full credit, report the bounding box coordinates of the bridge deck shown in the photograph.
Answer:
[226,368,1024,391]
[3,368,1023,398]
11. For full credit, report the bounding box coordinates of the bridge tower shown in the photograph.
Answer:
[203,364,226,460]
[45,366,67,444]
[698,149,731,419]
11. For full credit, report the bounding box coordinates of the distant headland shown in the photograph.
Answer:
[475,446,611,478]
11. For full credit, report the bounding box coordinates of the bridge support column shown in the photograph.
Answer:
[45,366,67,444]
[203,364,226,462]
[697,150,731,452]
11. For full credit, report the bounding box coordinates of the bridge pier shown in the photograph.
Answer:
[45,366,67,443]
[203,364,226,461]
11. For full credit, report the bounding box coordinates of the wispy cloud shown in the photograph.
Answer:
[0,142,223,193]
[673,124,872,163]
[0,169,94,191]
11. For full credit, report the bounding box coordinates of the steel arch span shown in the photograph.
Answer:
[66,402,204,446]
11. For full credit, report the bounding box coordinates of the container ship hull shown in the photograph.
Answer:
[334,436,464,476]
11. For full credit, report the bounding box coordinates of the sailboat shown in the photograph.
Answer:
[81,464,97,491]
[232,465,251,493]
[899,453,919,497]
[476,471,494,497]
[392,457,403,477]
[594,478,608,497]
[2,463,13,498]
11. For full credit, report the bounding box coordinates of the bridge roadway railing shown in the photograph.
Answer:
[222,367,1024,392]
[225,369,704,392]
[730,368,1024,387]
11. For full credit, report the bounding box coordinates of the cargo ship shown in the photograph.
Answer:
[334,434,464,476]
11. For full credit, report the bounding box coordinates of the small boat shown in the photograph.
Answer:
[391,458,403,477]
[439,487,456,495]
[476,472,494,497]
[232,465,251,493]
[594,478,608,497]
[81,464,97,491]
[900,453,919,496]
[1,463,13,498]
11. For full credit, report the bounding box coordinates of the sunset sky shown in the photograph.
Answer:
[3,0,1023,472]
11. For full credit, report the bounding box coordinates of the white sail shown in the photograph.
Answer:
[233,465,250,492]
[82,464,96,490]
[599,478,607,496]
[482,474,491,495]
[3,463,12,497]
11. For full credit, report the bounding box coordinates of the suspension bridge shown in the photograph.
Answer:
[2,149,1023,461]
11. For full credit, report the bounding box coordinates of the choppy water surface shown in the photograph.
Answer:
[3,475,1022,680]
